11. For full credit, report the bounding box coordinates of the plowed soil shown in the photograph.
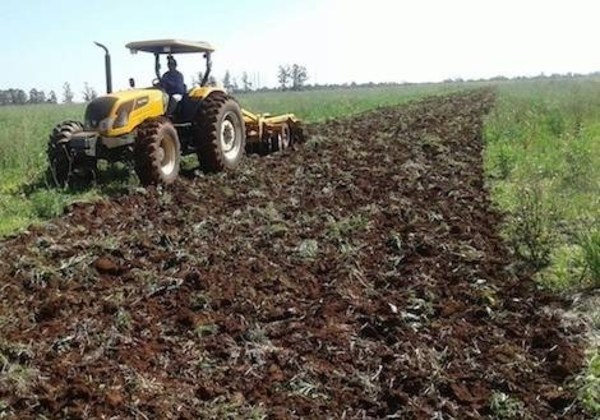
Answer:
[0,90,587,418]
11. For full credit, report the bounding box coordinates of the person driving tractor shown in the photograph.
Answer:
[161,55,186,96]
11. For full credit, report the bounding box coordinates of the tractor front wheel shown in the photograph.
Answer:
[47,120,96,189]
[134,118,181,185]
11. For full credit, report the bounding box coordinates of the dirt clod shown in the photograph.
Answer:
[93,257,122,275]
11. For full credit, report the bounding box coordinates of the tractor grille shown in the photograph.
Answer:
[85,97,118,129]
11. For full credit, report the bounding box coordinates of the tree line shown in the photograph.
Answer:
[199,64,310,93]
[0,82,97,106]
[4,68,593,106]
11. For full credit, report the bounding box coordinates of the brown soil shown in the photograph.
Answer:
[0,90,588,418]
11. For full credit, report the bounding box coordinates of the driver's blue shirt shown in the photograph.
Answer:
[161,70,186,96]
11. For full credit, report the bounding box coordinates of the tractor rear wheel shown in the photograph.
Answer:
[134,117,181,185]
[47,120,96,188]
[195,93,245,173]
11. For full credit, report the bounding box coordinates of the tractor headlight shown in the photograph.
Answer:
[113,100,135,129]
[99,117,114,132]
[113,111,129,129]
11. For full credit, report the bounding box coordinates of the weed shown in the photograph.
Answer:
[0,341,37,397]
[327,214,370,241]
[494,145,515,180]
[195,324,218,338]
[0,399,13,417]
[536,244,585,291]
[580,229,600,287]
[29,189,68,219]
[507,185,558,269]
[287,373,328,400]
[544,107,565,137]
[189,292,211,311]
[387,231,403,253]
[562,139,593,190]
[115,308,132,332]
[489,392,526,419]
[123,367,163,395]
[295,239,319,260]
[577,349,600,415]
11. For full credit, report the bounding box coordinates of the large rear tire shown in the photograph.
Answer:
[47,120,95,189]
[195,93,246,173]
[134,117,181,185]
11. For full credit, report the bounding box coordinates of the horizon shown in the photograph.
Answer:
[3,70,600,106]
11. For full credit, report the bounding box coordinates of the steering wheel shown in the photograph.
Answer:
[152,78,162,88]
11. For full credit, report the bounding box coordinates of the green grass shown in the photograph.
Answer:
[0,103,85,236]
[0,103,82,189]
[236,84,455,122]
[579,349,600,414]
[483,79,600,292]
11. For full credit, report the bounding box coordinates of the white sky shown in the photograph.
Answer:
[2,0,600,97]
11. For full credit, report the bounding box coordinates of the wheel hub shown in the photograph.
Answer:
[220,112,241,161]
[160,135,176,175]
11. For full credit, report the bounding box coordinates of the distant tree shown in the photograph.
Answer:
[278,65,291,90]
[193,71,204,86]
[82,83,98,102]
[222,70,234,91]
[62,82,74,104]
[192,71,218,87]
[0,90,9,105]
[28,88,46,104]
[48,90,58,104]
[29,88,37,104]
[291,64,308,90]
[12,89,27,105]
[38,89,47,103]
[241,72,252,92]
[29,88,38,104]
[231,77,239,93]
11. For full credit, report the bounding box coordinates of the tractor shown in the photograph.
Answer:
[47,39,304,187]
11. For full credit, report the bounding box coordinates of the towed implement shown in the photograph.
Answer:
[47,39,304,187]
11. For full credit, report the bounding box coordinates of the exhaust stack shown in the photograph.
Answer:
[94,42,113,94]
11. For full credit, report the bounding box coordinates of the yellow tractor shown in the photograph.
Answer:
[47,39,303,187]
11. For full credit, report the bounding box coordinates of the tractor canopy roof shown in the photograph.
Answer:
[126,39,215,54]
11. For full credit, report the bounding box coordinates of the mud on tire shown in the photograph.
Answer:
[195,93,246,173]
[134,117,181,185]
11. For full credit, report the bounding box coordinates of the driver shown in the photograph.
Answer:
[161,56,186,96]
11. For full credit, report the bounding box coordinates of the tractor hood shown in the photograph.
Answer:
[84,88,167,137]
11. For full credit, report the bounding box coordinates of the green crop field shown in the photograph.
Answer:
[485,79,600,292]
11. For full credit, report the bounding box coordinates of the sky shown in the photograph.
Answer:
[1,0,600,100]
